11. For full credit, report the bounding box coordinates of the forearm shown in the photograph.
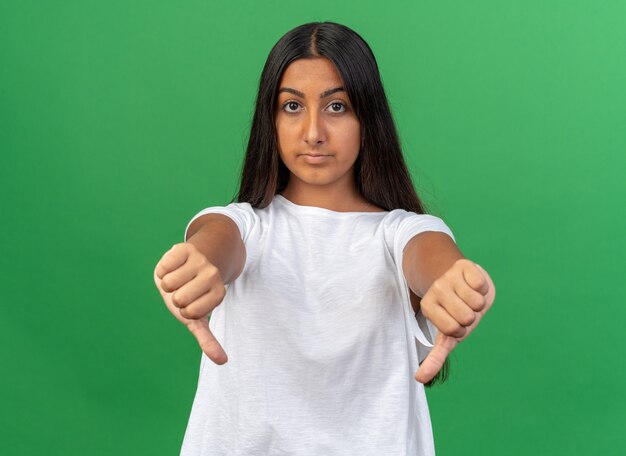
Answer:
[403,231,465,297]
[185,215,246,285]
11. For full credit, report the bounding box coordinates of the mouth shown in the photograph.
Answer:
[300,154,333,163]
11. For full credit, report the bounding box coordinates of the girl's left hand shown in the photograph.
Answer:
[415,259,496,384]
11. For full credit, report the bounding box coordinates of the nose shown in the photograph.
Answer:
[303,110,326,146]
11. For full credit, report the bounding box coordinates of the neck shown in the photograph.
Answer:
[280,177,382,213]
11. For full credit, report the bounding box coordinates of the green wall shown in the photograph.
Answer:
[2,1,625,454]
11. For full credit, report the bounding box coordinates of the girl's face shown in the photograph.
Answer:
[275,57,361,194]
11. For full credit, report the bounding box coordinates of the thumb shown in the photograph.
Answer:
[186,318,228,365]
[415,332,458,384]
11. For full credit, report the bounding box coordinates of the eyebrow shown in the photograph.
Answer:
[278,86,345,99]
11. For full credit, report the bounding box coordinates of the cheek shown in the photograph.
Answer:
[276,134,289,162]
[274,123,285,149]
[275,123,294,149]
[275,126,293,164]
[342,122,361,155]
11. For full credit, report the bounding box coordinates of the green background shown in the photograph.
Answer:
[2,0,625,454]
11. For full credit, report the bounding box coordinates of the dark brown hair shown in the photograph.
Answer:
[235,21,448,386]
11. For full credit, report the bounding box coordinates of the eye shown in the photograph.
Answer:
[282,101,302,113]
[326,101,346,113]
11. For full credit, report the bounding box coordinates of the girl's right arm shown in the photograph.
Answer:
[153,214,245,364]
[184,213,246,286]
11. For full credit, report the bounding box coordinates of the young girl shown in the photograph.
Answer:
[154,22,495,456]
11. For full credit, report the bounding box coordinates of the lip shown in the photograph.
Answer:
[300,154,333,164]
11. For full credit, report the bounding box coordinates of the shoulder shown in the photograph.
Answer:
[184,201,260,243]
[383,209,449,231]
[383,209,456,263]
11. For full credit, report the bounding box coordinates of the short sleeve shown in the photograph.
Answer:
[183,201,257,243]
[384,209,456,363]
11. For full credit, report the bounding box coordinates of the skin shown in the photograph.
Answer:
[275,57,384,212]
[153,56,496,383]
[154,215,244,365]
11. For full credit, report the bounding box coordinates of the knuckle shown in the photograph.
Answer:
[171,291,187,308]
[159,257,172,271]
[419,298,434,317]
[208,263,221,277]
[431,280,444,294]
[198,259,217,275]
[182,241,196,250]
[460,312,476,326]
[160,276,175,292]
[154,263,163,279]
[472,295,486,310]
[469,274,486,290]
[445,321,463,337]
[184,306,203,319]
[196,254,209,267]
[207,265,224,284]
[160,256,178,273]
[461,291,483,310]
[474,274,487,289]
[169,243,185,255]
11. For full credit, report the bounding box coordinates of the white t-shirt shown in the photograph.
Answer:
[179,193,455,456]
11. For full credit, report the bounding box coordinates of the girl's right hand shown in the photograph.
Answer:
[154,243,228,364]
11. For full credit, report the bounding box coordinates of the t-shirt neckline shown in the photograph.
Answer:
[274,193,389,217]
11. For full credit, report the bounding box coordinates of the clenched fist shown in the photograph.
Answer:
[154,243,228,364]
[415,259,496,384]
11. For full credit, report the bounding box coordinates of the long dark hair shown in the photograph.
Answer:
[236,21,448,387]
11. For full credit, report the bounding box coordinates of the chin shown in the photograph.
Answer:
[297,174,335,186]
[295,169,351,188]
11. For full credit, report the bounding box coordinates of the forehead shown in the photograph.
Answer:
[278,57,343,89]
